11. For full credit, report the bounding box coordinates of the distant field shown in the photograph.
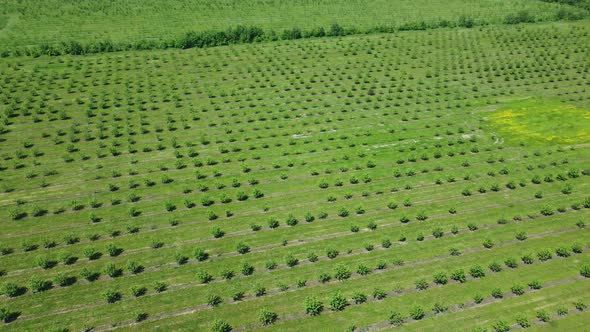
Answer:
[0,0,587,52]
[0,19,589,331]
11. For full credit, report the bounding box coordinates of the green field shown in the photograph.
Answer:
[0,1,590,332]
[0,0,588,55]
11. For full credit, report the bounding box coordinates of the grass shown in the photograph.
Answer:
[0,11,589,332]
[0,0,587,53]
[488,98,590,146]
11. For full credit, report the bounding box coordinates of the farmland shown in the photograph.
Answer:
[1,1,590,332]
[0,0,588,55]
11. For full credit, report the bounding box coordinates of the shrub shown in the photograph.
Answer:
[491,320,510,332]
[0,307,20,323]
[381,238,392,248]
[29,276,52,293]
[372,288,387,300]
[473,294,484,304]
[285,255,298,267]
[338,207,349,217]
[409,305,425,320]
[511,284,525,296]
[352,292,367,304]
[571,242,583,254]
[415,278,429,290]
[488,262,502,272]
[2,282,25,297]
[106,244,122,257]
[357,264,371,275]
[469,265,486,278]
[103,289,121,303]
[153,281,167,293]
[196,271,213,284]
[80,268,99,282]
[211,226,225,238]
[318,273,331,283]
[388,311,405,326]
[232,290,245,301]
[53,273,76,287]
[433,272,448,285]
[528,280,542,290]
[334,264,351,281]
[194,247,209,261]
[329,292,348,311]
[267,218,279,229]
[451,269,466,283]
[432,302,448,314]
[258,307,278,325]
[206,293,222,307]
[536,310,550,322]
[236,243,250,254]
[326,247,339,259]
[210,319,232,332]
[387,201,398,210]
[241,263,254,276]
[304,296,323,316]
[521,254,534,265]
[221,268,234,280]
[83,247,101,261]
[580,265,590,278]
[130,286,147,297]
[36,256,56,269]
[516,315,530,328]
[491,288,503,299]
[504,258,518,268]
[103,263,122,278]
[307,251,318,262]
[504,10,535,24]
[285,214,298,226]
[150,239,164,249]
[416,211,428,221]
[574,300,587,311]
[265,260,277,270]
[134,312,148,322]
[555,246,571,257]
[175,253,188,265]
[537,249,552,261]
[432,227,444,238]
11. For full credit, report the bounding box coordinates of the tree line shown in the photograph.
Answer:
[1,8,585,58]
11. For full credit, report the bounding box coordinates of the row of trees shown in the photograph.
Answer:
[207,263,590,330]
[5,6,585,58]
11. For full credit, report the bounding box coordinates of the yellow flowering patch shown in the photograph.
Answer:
[489,99,590,145]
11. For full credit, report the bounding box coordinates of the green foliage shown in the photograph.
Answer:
[0,307,20,323]
[491,320,510,332]
[409,304,425,320]
[210,319,232,332]
[103,289,121,303]
[328,291,348,311]
[334,264,351,281]
[258,307,278,325]
[388,310,405,326]
[304,296,323,316]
